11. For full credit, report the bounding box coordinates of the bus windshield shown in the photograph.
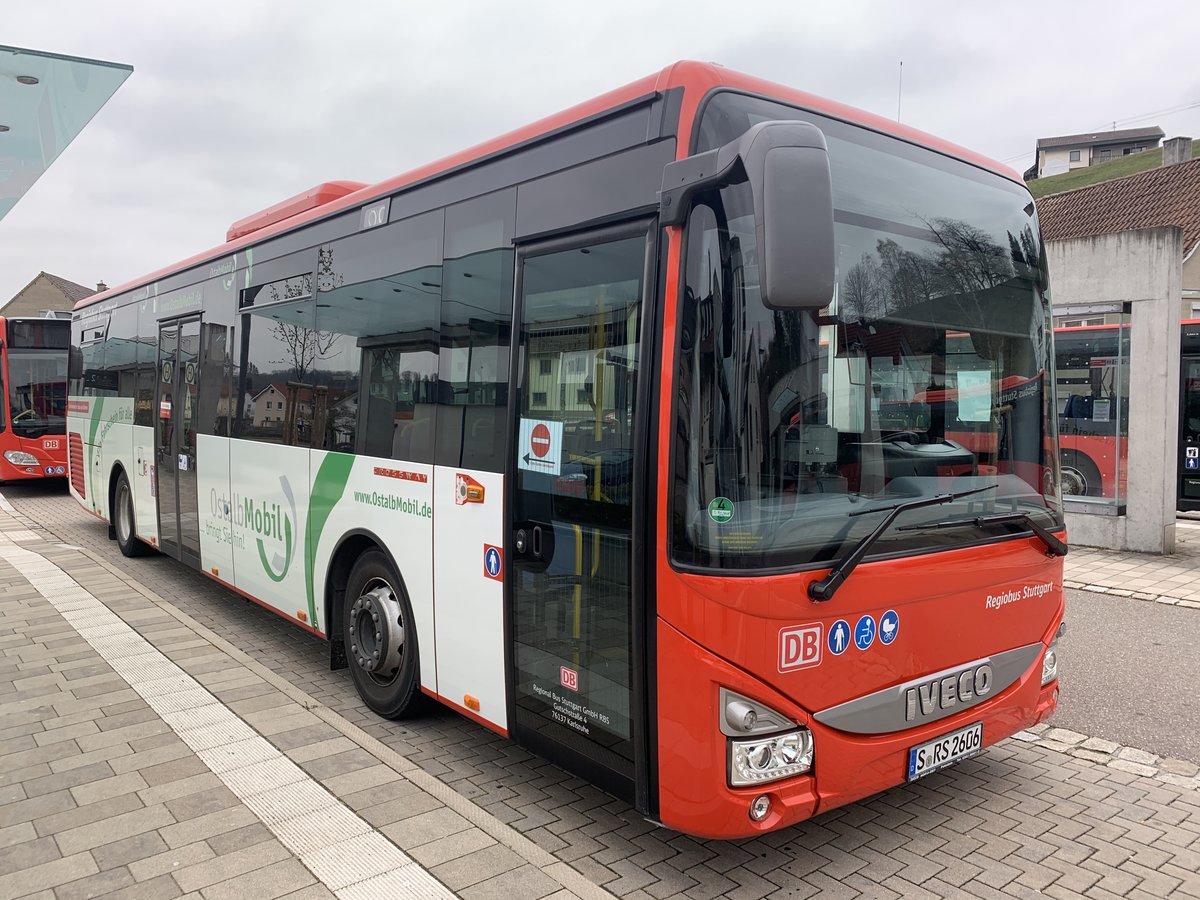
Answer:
[672,93,1061,571]
[7,348,68,437]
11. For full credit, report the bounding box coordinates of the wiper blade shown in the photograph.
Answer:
[898,511,1068,557]
[809,484,996,602]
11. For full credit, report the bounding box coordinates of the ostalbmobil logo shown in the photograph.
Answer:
[213,476,297,582]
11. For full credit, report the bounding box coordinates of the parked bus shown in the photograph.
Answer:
[0,315,70,483]
[67,61,1065,838]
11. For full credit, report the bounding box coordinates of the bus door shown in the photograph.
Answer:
[156,316,202,566]
[1179,352,1200,510]
[508,223,654,808]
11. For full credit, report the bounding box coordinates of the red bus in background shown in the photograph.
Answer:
[1053,322,1132,501]
[0,316,70,483]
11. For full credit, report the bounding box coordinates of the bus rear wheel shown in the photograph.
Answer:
[114,472,151,558]
[342,550,427,719]
[1060,451,1103,498]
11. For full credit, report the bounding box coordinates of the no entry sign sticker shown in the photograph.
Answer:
[517,418,564,475]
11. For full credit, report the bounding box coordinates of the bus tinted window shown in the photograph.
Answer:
[437,189,515,473]
[316,211,444,459]
[7,320,70,350]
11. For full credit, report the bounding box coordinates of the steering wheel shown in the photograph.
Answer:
[881,431,923,444]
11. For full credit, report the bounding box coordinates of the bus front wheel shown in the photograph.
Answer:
[113,472,151,558]
[1060,451,1103,498]
[342,550,428,719]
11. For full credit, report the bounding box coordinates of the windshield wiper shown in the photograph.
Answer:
[898,511,1068,557]
[808,484,996,602]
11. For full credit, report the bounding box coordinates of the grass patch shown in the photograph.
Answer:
[1027,139,1200,198]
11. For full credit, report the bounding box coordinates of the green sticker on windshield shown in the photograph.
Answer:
[708,497,734,524]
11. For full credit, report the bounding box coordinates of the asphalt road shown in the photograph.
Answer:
[1053,587,1200,763]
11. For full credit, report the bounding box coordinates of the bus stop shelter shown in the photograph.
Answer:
[1,44,131,222]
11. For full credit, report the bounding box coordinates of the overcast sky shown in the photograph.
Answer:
[3,1,1198,306]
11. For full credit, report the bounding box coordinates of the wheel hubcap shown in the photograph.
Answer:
[117,483,132,542]
[1060,466,1087,496]
[349,578,404,679]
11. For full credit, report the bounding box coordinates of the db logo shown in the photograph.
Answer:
[779,624,823,671]
[560,666,579,691]
[43,439,60,450]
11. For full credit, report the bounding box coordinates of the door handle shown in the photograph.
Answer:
[532,525,543,560]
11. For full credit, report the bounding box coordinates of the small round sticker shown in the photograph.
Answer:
[879,610,900,645]
[854,614,876,651]
[708,497,734,523]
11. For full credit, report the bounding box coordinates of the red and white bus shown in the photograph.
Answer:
[68,61,1065,838]
[0,315,70,483]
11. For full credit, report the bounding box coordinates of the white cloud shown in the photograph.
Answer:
[3,0,1198,304]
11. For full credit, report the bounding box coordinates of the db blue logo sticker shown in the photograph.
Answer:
[854,615,876,651]
[879,610,899,645]
[828,619,850,655]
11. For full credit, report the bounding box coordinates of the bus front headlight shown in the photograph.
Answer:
[1041,621,1065,686]
[730,728,813,786]
[3,451,38,467]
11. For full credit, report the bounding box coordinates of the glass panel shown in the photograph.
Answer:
[7,348,67,437]
[156,324,179,552]
[316,211,444,459]
[512,233,645,773]
[675,94,1060,571]
[1054,317,1130,507]
[178,319,202,559]
[436,190,515,473]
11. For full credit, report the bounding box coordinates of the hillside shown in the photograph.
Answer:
[1027,139,1200,198]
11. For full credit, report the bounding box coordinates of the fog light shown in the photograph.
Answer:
[730,728,813,786]
[749,794,771,822]
[3,450,38,467]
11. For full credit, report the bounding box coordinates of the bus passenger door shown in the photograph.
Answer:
[1179,355,1200,509]
[156,317,202,566]
[508,223,654,809]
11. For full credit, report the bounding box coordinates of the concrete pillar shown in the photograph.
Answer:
[1047,227,1184,553]
[1163,137,1193,167]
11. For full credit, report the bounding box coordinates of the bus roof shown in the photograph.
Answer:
[76,60,1024,312]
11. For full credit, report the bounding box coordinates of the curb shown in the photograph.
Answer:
[1063,578,1200,608]
[1012,723,1200,791]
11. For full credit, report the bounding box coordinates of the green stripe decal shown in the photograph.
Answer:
[305,452,355,631]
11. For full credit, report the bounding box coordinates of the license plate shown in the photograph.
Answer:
[907,721,983,781]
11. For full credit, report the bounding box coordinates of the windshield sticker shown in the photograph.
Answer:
[708,497,734,523]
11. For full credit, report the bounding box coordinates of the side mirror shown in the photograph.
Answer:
[659,120,835,310]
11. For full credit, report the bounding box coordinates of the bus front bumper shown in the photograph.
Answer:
[656,620,1058,840]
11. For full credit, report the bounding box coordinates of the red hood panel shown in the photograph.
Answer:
[658,538,1064,715]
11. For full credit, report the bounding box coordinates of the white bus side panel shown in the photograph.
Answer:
[66,398,135,521]
[432,466,506,731]
[130,425,157,546]
[225,441,311,626]
[308,454,436,688]
[195,434,233,580]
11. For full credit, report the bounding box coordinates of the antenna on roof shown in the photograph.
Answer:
[897,60,903,122]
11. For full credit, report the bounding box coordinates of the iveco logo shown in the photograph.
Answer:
[905,664,993,722]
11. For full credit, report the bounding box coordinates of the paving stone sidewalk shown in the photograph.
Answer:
[4,485,1200,900]
[0,510,603,900]
[1064,518,1200,606]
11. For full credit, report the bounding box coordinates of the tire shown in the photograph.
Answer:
[1059,451,1103,498]
[342,549,428,719]
[113,471,151,557]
